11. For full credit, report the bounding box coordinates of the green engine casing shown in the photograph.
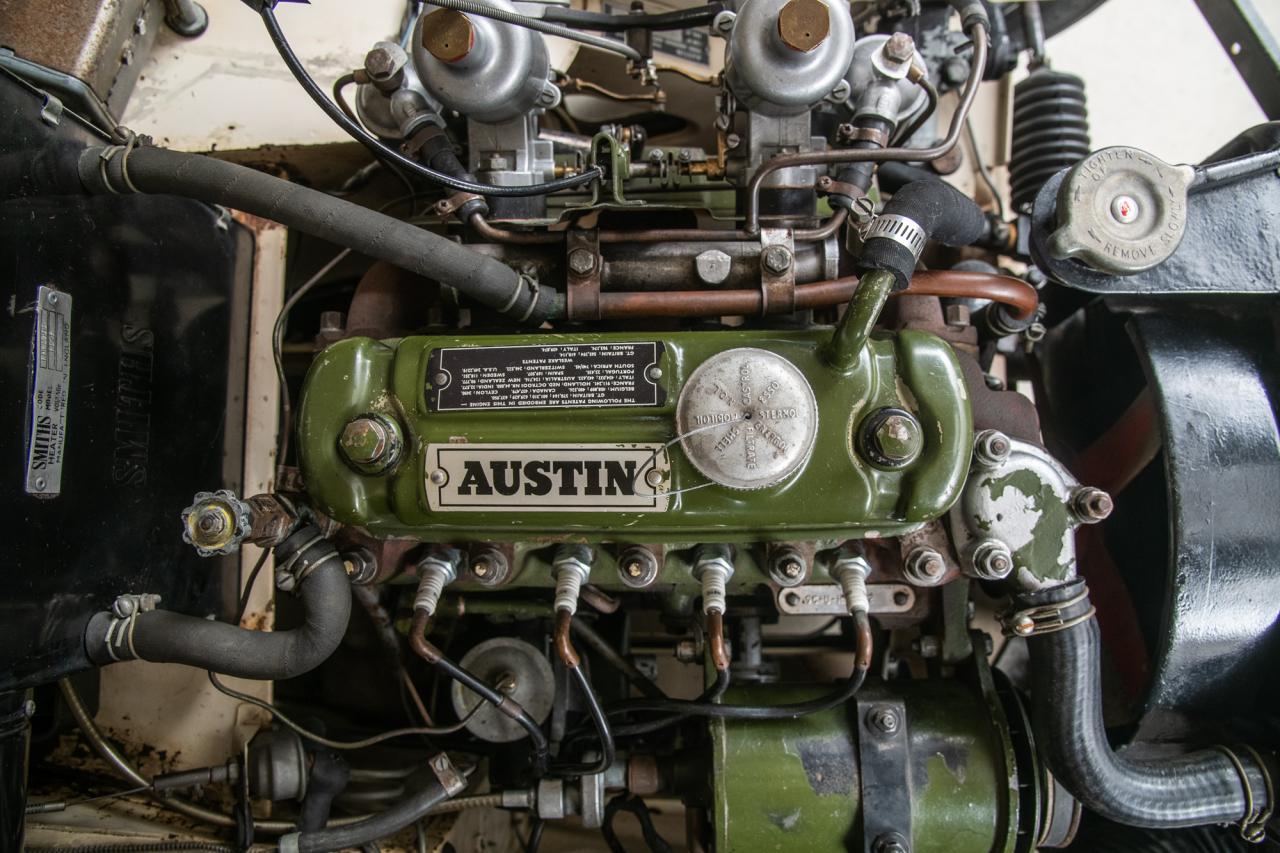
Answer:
[296,329,972,546]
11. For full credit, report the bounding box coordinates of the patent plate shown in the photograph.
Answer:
[425,443,670,512]
[25,286,72,498]
[777,584,915,615]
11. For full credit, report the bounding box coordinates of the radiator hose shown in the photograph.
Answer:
[83,525,350,681]
[1017,579,1274,833]
[76,142,556,323]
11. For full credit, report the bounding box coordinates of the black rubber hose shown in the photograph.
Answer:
[875,161,943,194]
[78,144,558,322]
[1020,579,1274,829]
[857,179,988,291]
[83,526,351,681]
[541,3,721,31]
[282,767,452,853]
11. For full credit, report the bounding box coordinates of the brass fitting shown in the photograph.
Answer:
[422,9,476,64]
[777,0,829,53]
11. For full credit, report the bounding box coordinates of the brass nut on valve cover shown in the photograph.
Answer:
[778,0,830,52]
[423,9,475,64]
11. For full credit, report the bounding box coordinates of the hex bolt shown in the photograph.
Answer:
[777,0,830,53]
[863,409,924,468]
[553,544,594,615]
[694,249,732,285]
[761,245,793,274]
[470,547,509,586]
[973,429,1012,469]
[364,41,408,89]
[413,549,461,617]
[969,539,1014,581]
[874,833,910,853]
[1072,486,1114,523]
[883,32,915,63]
[340,417,389,466]
[342,548,379,585]
[868,705,900,735]
[944,304,971,328]
[692,545,735,615]
[618,546,659,588]
[902,546,946,587]
[568,248,597,276]
[769,546,808,587]
[832,552,871,614]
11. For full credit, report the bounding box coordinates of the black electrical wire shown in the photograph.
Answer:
[540,3,722,31]
[552,665,617,777]
[234,548,271,625]
[610,668,730,739]
[523,817,545,853]
[607,612,872,721]
[260,7,602,197]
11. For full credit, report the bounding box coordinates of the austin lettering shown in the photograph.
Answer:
[456,459,639,497]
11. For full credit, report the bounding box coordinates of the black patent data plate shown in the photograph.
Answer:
[426,342,666,411]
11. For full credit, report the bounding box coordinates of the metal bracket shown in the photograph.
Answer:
[856,693,913,852]
[759,227,796,315]
[565,228,602,321]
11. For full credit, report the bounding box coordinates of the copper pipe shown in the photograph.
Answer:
[742,21,989,234]
[706,611,730,672]
[409,610,441,663]
[597,270,1037,320]
[469,208,847,246]
[853,611,874,671]
[554,608,581,667]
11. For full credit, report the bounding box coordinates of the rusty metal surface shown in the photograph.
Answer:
[0,0,162,113]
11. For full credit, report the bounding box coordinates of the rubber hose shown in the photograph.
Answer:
[1020,579,1273,828]
[858,178,988,290]
[282,770,451,853]
[77,145,556,323]
[83,526,351,681]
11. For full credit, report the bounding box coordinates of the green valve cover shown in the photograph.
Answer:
[295,328,972,542]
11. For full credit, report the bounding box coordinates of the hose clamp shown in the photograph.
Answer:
[102,593,162,661]
[1001,588,1095,637]
[863,214,927,262]
[1215,744,1274,843]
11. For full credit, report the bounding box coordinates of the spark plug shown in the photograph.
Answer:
[413,548,463,618]
[831,549,872,615]
[552,544,594,615]
[692,545,735,615]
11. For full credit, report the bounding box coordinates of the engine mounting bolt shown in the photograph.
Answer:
[969,539,1014,581]
[422,9,475,64]
[761,245,793,274]
[868,705,900,735]
[1110,194,1140,224]
[903,547,946,586]
[883,32,915,63]
[568,248,596,276]
[693,545,735,614]
[973,429,1012,469]
[552,544,594,614]
[1072,486,1114,523]
[777,0,830,53]
[769,546,808,587]
[618,546,660,588]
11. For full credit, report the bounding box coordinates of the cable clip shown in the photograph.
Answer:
[1000,588,1094,637]
[1216,744,1274,844]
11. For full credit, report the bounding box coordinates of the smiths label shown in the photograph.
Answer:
[426,443,670,512]
[25,286,72,498]
[427,342,665,411]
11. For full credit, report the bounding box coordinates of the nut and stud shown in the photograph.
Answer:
[552,544,594,615]
[568,248,597,276]
[868,705,900,735]
[883,32,915,63]
[342,548,379,585]
[1072,486,1114,524]
[777,0,830,53]
[470,546,509,586]
[364,40,408,88]
[902,546,946,587]
[969,539,1014,581]
[861,408,924,469]
[873,833,910,853]
[769,546,808,587]
[973,429,1012,469]
[761,245,793,274]
[618,546,660,588]
[340,418,387,465]
[421,9,475,64]
[831,550,872,615]
[692,545,735,615]
[413,548,462,617]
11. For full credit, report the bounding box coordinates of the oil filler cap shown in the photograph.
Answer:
[675,347,818,490]
[1048,146,1195,276]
